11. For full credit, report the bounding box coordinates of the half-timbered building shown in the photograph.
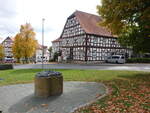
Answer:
[52,11,131,61]
[1,37,14,62]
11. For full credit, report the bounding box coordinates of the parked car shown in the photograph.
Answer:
[105,55,126,64]
[4,58,14,63]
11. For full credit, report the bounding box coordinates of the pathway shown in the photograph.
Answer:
[0,82,106,113]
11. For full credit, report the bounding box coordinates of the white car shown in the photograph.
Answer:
[105,55,125,64]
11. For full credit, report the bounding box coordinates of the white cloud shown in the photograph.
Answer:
[0,0,101,46]
[0,0,18,18]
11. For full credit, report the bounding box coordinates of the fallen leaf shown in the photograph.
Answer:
[96,94,101,98]
[41,104,48,107]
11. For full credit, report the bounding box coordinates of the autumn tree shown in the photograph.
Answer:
[0,44,4,62]
[12,23,38,63]
[12,34,23,63]
[97,0,150,54]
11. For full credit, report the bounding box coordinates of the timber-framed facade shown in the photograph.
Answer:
[52,11,131,61]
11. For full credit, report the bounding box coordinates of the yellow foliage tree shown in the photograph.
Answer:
[0,44,4,62]
[12,34,23,63]
[12,23,38,63]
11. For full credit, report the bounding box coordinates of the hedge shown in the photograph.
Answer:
[0,64,13,70]
[127,58,150,63]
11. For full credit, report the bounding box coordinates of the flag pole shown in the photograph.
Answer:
[42,18,45,69]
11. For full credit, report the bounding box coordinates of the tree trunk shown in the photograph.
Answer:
[17,58,20,63]
[25,57,28,64]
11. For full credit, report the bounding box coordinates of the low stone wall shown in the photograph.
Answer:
[0,64,13,70]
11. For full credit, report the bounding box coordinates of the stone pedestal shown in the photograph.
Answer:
[34,71,63,98]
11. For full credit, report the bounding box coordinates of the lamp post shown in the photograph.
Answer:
[42,18,45,69]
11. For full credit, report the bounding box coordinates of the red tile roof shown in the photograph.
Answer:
[52,38,61,43]
[52,11,115,43]
[38,44,47,49]
[74,10,113,37]
[10,37,15,41]
[0,37,3,43]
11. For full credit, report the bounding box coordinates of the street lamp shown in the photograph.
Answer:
[42,18,45,69]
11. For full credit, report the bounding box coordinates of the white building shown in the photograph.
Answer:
[51,38,61,58]
[35,45,49,63]
[52,38,61,53]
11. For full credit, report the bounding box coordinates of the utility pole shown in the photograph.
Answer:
[42,18,45,69]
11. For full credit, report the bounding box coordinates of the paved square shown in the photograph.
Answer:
[0,82,106,113]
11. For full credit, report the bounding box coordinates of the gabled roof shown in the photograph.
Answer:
[38,44,47,49]
[52,38,61,43]
[70,10,113,37]
[0,37,3,44]
[10,37,15,41]
[1,36,13,44]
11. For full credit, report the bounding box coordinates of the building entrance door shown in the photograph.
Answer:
[70,48,73,60]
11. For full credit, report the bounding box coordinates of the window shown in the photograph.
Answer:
[121,56,125,59]
[66,40,69,45]
[93,38,98,44]
[107,56,111,59]
[112,56,120,59]
[74,39,78,44]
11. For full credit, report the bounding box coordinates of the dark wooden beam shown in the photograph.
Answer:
[85,34,88,61]
[61,45,128,49]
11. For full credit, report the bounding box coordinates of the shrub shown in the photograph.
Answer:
[53,52,59,61]
[0,64,13,70]
[49,59,55,62]
[127,58,150,63]
[53,51,62,62]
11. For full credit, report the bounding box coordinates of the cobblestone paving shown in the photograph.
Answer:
[0,82,106,113]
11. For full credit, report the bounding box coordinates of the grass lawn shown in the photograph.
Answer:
[0,69,148,86]
[0,69,150,113]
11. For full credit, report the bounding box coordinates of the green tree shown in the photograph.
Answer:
[12,23,38,63]
[0,44,4,62]
[48,46,52,53]
[48,46,52,60]
[53,52,59,61]
[97,0,150,54]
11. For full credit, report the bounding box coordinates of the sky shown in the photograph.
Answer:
[0,0,101,46]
